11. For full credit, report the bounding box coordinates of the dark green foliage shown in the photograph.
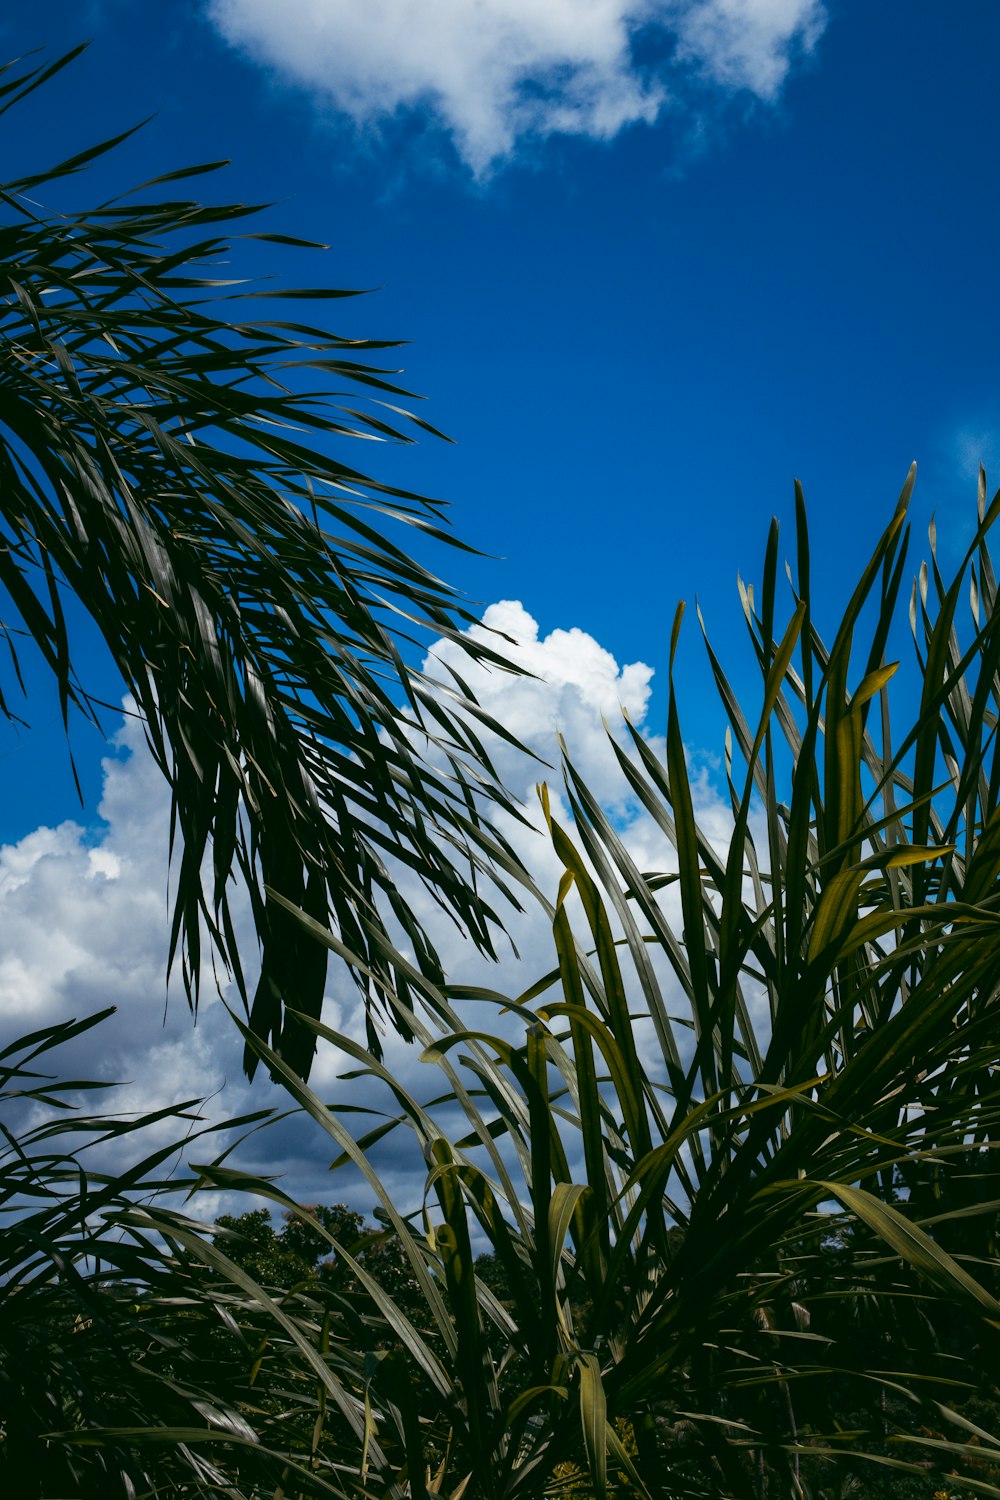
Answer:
[8,476,1000,1498]
[5,42,1000,1500]
[241,469,1000,1499]
[0,1012,322,1496]
[0,46,526,1079]
[214,1203,367,1287]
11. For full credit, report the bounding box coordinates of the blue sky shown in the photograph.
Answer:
[2,0,999,836]
[1,2,999,1207]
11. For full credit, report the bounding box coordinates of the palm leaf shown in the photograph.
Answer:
[0,46,529,1080]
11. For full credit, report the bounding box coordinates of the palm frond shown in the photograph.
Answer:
[0,46,530,1080]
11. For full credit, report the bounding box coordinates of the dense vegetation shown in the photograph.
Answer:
[2,44,1000,1500]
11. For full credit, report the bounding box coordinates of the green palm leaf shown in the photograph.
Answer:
[0,46,528,1079]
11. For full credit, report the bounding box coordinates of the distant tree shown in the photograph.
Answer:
[213,1203,365,1287]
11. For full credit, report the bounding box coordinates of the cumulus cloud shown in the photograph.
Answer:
[0,603,733,1213]
[429,598,656,803]
[206,0,826,173]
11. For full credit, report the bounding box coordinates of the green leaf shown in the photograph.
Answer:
[818,1180,1000,1321]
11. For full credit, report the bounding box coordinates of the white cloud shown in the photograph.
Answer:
[428,598,657,803]
[206,0,826,173]
[670,0,826,98]
[0,603,735,1215]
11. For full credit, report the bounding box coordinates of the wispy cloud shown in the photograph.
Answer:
[206,0,826,174]
[670,0,826,97]
[953,425,1000,486]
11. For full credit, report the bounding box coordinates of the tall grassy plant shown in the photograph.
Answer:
[256,471,1000,1498]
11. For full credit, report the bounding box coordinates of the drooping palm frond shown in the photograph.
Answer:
[256,469,1000,1498]
[0,45,528,1079]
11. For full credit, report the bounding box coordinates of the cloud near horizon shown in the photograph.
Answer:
[0,602,732,1215]
[206,0,826,173]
